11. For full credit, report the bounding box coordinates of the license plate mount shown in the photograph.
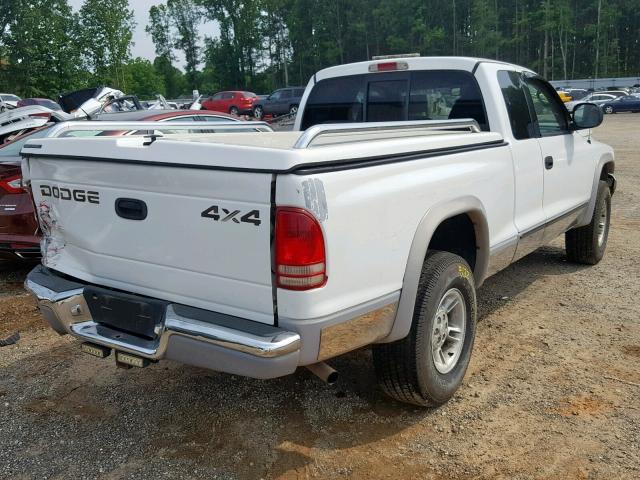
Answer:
[83,287,168,340]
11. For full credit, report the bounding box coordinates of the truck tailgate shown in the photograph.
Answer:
[25,157,275,324]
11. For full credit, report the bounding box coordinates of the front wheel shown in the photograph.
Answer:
[565,180,611,264]
[373,251,477,407]
[604,106,614,114]
[253,106,263,119]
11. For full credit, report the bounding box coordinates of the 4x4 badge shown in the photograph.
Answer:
[201,206,261,226]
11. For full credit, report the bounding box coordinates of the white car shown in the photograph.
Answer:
[0,94,21,112]
[565,92,617,112]
[22,57,614,407]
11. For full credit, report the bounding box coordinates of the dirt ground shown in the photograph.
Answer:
[1,115,639,480]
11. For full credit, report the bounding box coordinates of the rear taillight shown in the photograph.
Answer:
[275,207,327,290]
[0,175,23,194]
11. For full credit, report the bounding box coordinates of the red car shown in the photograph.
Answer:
[0,110,240,260]
[201,91,257,115]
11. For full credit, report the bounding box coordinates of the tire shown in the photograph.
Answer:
[253,106,263,119]
[229,106,239,116]
[0,106,4,113]
[604,106,614,114]
[289,104,299,115]
[565,180,611,265]
[373,251,477,407]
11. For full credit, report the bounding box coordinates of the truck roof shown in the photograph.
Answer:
[314,56,535,82]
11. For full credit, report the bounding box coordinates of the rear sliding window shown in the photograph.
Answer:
[301,70,488,131]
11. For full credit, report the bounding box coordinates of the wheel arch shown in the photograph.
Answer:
[577,152,615,227]
[380,196,489,343]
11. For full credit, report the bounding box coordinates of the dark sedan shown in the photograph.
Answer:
[601,96,640,114]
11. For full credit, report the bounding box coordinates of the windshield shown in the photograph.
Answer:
[0,127,52,158]
[1,94,21,102]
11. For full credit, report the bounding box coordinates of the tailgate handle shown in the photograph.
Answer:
[115,198,148,221]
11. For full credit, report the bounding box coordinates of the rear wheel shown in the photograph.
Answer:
[289,104,299,115]
[373,251,477,407]
[229,106,239,116]
[253,106,263,119]
[565,180,611,265]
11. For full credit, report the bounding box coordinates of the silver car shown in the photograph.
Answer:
[565,93,617,112]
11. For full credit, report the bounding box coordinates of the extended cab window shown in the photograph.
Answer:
[301,70,488,130]
[497,70,535,140]
[408,71,487,130]
[523,77,569,136]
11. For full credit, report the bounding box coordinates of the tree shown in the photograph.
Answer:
[146,4,174,61]
[167,0,201,89]
[153,55,188,97]
[1,0,83,98]
[79,0,135,90]
[124,57,165,99]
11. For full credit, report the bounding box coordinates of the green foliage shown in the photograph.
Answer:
[78,0,136,91]
[124,58,166,99]
[2,0,640,102]
[0,0,85,98]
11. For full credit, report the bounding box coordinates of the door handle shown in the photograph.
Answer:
[115,198,148,220]
[544,156,554,170]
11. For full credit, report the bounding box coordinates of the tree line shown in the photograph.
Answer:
[1,0,639,101]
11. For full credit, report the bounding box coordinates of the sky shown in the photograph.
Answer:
[68,0,217,68]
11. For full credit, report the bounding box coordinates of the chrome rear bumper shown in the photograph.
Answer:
[25,266,301,378]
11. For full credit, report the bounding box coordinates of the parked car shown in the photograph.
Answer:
[17,98,62,111]
[252,87,305,119]
[0,94,21,112]
[564,93,616,112]
[201,91,257,115]
[0,110,242,260]
[24,56,614,408]
[557,91,573,102]
[0,126,51,260]
[565,89,588,101]
[601,95,640,114]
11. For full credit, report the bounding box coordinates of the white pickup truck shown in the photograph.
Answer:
[23,57,615,406]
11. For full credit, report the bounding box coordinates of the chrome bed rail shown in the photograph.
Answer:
[293,119,482,149]
[44,120,274,138]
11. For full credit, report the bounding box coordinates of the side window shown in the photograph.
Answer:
[281,90,292,99]
[497,70,535,140]
[409,70,488,130]
[200,115,229,122]
[523,77,569,136]
[270,91,282,101]
[212,93,223,100]
[294,89,305,97]
[223,92,234,99]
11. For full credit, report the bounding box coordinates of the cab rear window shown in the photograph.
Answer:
[301,70,488,131]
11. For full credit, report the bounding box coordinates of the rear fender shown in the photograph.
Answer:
[379,196,489,343]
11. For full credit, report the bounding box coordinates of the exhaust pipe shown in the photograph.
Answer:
[306,362,338,385]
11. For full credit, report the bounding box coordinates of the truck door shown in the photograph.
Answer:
[496,70,546,261]
[522,76,595,243]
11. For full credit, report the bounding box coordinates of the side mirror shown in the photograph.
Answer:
[572,102,603,129]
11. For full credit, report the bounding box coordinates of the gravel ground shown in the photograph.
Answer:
[1,115,639,479]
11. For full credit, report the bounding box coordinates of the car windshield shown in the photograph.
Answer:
[1,94,20,102]
[0,127,52,157]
